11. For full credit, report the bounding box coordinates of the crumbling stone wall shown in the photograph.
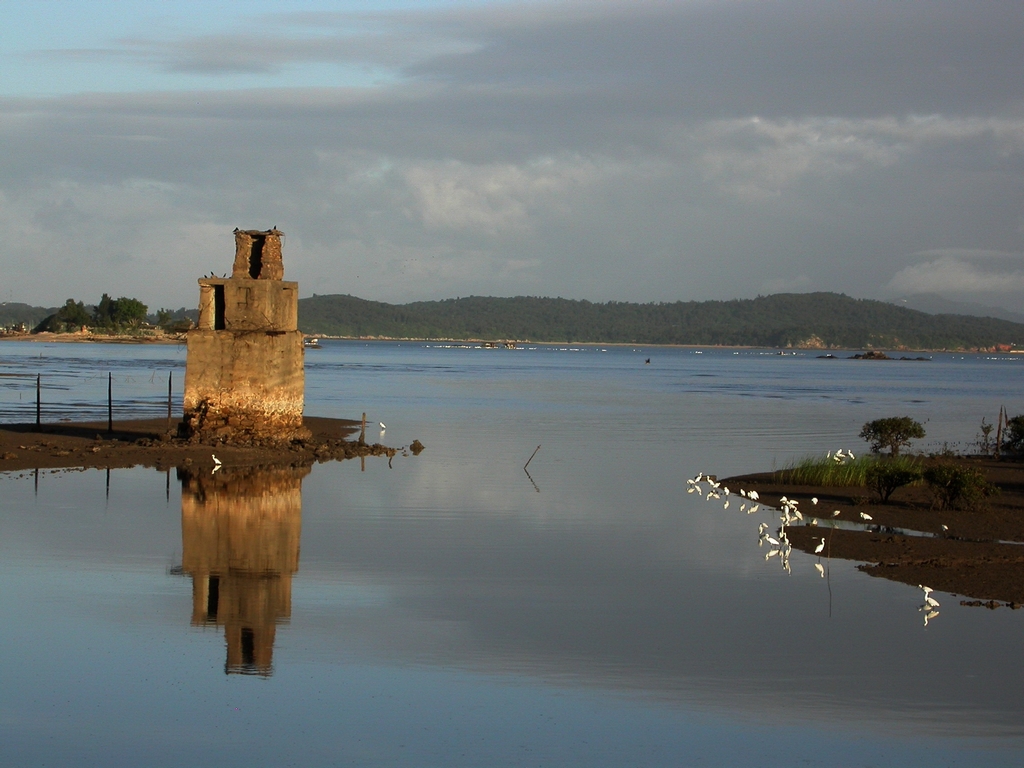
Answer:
[182,228,308,444]
[232,228,284,281]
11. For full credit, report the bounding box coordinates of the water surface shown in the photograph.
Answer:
[1,341,1022,766]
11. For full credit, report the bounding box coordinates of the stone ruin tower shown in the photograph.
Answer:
[181,228,309,443]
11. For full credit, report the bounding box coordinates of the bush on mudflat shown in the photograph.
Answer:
[923,463,995,511]
[865,462,922,503]
[1004,415,1024,455]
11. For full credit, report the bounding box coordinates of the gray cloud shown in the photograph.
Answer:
[3,1,1024,311]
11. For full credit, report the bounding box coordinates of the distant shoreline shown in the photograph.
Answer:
[2,331,1020,354]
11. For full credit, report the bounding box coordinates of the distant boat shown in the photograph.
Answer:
[303,337,322,349]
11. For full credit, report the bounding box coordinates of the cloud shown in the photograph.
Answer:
[2,1,1024,311]
[885,254,1024,296]
[402,156,614,235]
[760,274,812,295]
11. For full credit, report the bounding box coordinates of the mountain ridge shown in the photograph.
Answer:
[298,292,1024,351]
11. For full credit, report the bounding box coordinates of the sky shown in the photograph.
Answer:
[1,0,1023,312]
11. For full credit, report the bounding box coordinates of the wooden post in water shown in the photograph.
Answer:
[167,371,173,423]
[996,406,1005,459]
[108,373,113,434]
[359,412,367,446]
[35,374,41,429]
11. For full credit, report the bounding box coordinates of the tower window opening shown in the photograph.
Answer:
[213,285,226,330]
[249,236,265,278]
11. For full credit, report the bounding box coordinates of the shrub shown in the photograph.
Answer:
[859,416,926,456]
[923,464,996,511]
[1004,415,1024,455]
[865,461,922,502]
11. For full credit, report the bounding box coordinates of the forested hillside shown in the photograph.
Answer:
[0,302,56,329]
[297,293,1024,350]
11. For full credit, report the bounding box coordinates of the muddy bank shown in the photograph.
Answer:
[0,416,418,473]
[724,456,1024,605]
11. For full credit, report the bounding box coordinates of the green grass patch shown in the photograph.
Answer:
[773,454,923,487]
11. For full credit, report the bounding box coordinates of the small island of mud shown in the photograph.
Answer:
[724,456,1024,606]
[0,416,421,474]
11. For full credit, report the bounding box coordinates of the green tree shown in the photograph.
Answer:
[56,299,92,329]
[110,297,147,327]
[859,417,926,456]
[865,461,922,503]
[93,295,148,330]
[1004,415,1024,454]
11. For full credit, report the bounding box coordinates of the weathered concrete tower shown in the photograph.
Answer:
[181,228,309,443]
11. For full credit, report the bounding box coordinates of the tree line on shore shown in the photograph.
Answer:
[1,297,197,334]
[5,291,1024,349]
[297,292,1024,350]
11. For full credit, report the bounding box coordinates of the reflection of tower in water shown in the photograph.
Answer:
[179,466,308,676]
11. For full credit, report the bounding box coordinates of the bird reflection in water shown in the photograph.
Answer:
[176,465,309,676]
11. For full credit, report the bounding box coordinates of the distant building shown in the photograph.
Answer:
[181,228,309,443]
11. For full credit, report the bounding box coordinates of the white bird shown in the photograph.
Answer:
[212,454,222,466]
[814,563,825,577]
[811,497,819,505]
[860,512,873,521]
[766,537,779,546]
[925,595,940,608]
[748,491,759,501]
[379,422,386,430]
[941,524,949,533]
[919,584,933,597]
[832,510,841,518]
[809,519,818,526]
[814,537,826,554]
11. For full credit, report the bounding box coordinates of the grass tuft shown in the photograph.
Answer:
[773,454,922,487]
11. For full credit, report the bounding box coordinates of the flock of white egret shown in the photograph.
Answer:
[687,458,942,626]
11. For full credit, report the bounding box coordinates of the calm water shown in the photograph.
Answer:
[1,340,1023,766]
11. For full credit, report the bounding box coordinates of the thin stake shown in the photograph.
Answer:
[167,371,172,421]
[108,372,113,434]
[359,412,367,446]
[524,445,541,470]
[35,374,41,428]
[996,406,1005,459]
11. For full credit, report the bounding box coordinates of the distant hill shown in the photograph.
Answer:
[298,293,1024,350]
[0,302,56,329]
